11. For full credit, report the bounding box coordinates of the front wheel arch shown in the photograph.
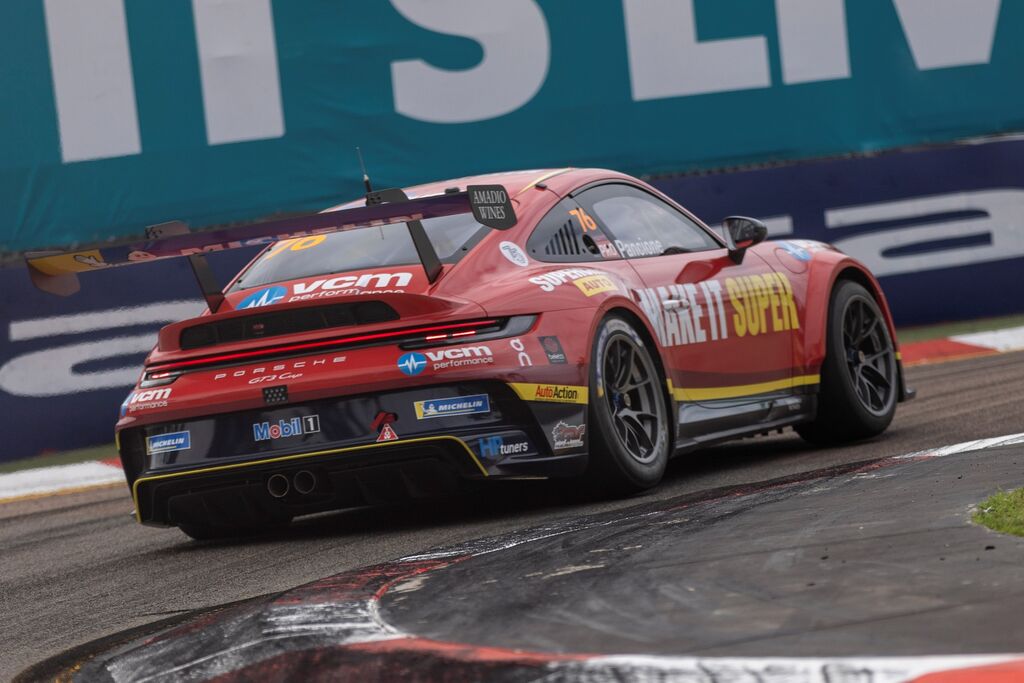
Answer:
[804,263,897,372]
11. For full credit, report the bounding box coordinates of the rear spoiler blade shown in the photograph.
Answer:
[25,184,516,298]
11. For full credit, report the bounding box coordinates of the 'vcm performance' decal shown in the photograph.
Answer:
[636,273,799,347]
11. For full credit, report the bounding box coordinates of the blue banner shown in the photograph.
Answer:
[2,138,1023,461]
[2,0,1023,253]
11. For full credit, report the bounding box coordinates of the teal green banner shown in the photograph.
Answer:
[1,0,1021,253]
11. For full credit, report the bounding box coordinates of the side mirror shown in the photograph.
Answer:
[722,216,768,264]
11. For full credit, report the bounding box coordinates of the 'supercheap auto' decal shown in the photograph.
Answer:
[529,268,619,296]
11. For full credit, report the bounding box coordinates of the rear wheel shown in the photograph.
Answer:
[797,280,897,444]
[586,316,670,493]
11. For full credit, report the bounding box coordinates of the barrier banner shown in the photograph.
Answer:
[2,138,1023,461]
[2,1,1023,253]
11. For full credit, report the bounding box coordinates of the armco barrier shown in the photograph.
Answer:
[2,138,1023,461]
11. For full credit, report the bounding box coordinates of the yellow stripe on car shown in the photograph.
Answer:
[515,168,573,196]
[671,374,821,402]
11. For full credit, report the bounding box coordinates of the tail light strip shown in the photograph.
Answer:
[141,316,536,384]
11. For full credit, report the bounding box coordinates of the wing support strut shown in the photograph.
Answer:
[366,188,443,283]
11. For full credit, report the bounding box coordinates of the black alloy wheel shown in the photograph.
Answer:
[588,316,670,493]
[796,280,898,444]
[602,334,663,464]
[842,295,896,416]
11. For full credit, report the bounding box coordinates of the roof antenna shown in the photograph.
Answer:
[356,146,373,194]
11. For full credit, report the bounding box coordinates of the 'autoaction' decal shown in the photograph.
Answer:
[146,431,191,455]
[414,394,490,420]
[508,383,588,404]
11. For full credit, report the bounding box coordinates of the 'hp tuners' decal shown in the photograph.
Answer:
[253,415,320,442]
[475,435,530,461]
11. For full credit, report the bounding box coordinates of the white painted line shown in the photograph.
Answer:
[896,432,1024,460]
[0,461,124,502]
[951,324,1024,352]
[559,653,1022,682]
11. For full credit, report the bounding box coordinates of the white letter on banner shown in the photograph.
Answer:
[193,0,285,145]
[775,0,850,84]
[623,0,770,100]
[0,301,201,397]
[827,189,1024,277]
[893,0,1001,70]
[390,0,549,123]
[43,0,141,163]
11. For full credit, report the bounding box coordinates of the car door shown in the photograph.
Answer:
[574,183,797,407]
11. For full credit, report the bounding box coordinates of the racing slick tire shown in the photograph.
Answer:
[797,280,897,445]
[586,316,670,494]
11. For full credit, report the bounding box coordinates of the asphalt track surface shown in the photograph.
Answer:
[3,351,1024,679]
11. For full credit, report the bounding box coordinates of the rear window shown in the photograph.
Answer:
[232,214,486,290]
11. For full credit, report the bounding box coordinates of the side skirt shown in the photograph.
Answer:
[671,392,817,455]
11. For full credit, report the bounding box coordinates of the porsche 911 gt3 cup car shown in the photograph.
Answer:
[28,168,911,539]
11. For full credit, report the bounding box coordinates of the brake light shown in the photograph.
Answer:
[139,369,182,388]
[146,319,500,375]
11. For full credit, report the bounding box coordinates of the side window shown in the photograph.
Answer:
[578,184,720,258]
[526,198,620,263]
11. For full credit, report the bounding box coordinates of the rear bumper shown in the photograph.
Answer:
[133,436,587,527]
[119,381,589,526]
[135,437,469,527]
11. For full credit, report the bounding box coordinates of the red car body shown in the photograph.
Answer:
[99,168,908,533]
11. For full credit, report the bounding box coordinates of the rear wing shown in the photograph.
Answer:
[25,184,516,312]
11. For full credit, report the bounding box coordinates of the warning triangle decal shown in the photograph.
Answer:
[376,423,399,442]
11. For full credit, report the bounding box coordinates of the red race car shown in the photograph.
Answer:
[29,168,912,539]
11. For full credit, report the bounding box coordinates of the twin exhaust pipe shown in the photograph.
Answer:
[267,470,317,498]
